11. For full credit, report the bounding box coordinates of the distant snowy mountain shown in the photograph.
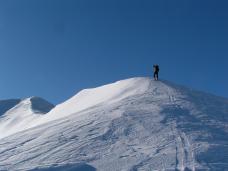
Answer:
[0,99,21,116]
[0,77,228,171]
[0,97,54,139]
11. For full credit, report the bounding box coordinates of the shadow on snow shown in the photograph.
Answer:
[29,163,96,171]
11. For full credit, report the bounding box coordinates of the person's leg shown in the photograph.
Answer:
[154,72,158,80]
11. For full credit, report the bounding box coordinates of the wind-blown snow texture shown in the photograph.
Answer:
[0,77,228,171]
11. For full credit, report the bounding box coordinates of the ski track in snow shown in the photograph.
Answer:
[167,85,196,171]
[0,77,228,170]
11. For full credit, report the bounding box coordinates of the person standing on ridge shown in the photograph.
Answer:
[153,64,159,81]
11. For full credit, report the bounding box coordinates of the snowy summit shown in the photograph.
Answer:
[0,77,228,171]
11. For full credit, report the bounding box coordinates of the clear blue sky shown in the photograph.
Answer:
[0,0,227,104]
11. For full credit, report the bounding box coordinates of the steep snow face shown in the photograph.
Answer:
[0,77,228,171]
[30,97,55,114]
[0,97,54,139]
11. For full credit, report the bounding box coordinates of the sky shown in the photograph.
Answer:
[0,0,228,104]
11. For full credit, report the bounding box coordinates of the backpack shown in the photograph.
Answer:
[156,65,159,72]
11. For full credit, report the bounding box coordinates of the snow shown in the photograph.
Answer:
[0,97,54,139]
[36,78,151,124]
[0,77,228,171]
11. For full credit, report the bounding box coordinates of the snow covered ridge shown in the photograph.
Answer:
[0,77,228,171]
[0,97,54,139]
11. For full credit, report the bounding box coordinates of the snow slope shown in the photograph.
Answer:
[34,77,151,127]
[0,97,54,139]
[0,77,228,171]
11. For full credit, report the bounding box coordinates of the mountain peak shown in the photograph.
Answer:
[0,97,54,139]
[27,96,55,114]
[0,77,228,170]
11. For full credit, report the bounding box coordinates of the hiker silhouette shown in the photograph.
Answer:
[153,65,159,81]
